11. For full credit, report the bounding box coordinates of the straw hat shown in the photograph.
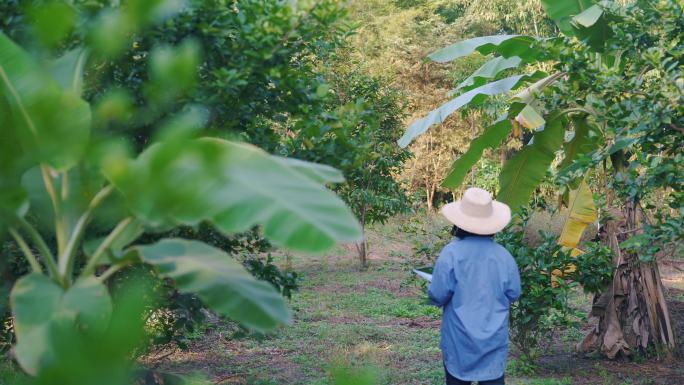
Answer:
[440,187,511,235]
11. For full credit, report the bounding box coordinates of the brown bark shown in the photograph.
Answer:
[356,207,368,269]
[578,205,676,358]
[355,240,367,269]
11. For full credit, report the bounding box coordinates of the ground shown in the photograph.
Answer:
[142,216,684,385]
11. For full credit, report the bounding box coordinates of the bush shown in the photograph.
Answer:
[130,227,298,349]
[496,213,614,361]
[244,254,299,300]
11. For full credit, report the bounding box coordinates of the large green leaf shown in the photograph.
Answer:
[21,165,108,235]
[559,116,601,171]
[572,4,604,27]
[83,221,144,263]
[498,113,566,211]
[571,4,614,52]
[274,156,345,184]
[105,138,361,253]
[456,56,523,92]
[10,274,113,375]
[61,277,113,333]
[10,274,62,375]
[541,0,597,36]
[428,35,541,63]
[49,48,88,96]
[0,97,28,227]
[0,32,90,170]
[441,103,527,189]
[135,238,290,332]
[442,119,513,189]
[542,0,615,52]
[398,75,529,148]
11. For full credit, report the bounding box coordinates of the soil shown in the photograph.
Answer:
[143,235,684,385]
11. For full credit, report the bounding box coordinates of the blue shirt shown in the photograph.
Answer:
[428,236,521,381]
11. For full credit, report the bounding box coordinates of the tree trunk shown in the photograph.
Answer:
[356,240,367,269]
[425,183,434,212]
[578,204,676,358]
[356,208,368,269]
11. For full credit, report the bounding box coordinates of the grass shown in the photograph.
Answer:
[3,217,683,384]
[149,218,678,385]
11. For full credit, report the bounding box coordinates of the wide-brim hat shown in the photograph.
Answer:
[440,187,511,235]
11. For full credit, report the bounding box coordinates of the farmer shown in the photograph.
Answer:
[428,187,521,385]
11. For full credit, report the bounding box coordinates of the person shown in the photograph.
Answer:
[428,187,521,385]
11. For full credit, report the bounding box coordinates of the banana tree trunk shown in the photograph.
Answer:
[578,204,676,358]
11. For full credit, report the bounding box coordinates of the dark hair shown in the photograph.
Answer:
[451,225,494,239]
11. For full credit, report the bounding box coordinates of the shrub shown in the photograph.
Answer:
[244,254,299,300]
[496,213,613,361]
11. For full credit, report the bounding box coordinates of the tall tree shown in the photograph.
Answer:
[285,70,411,267]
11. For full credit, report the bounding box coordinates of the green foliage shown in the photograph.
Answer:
[402,0,683,267]
[0,1,363,382]
[547,0,684,260]
[89,0,351,150]
[107,138,361,253]
[573,242,614,293]
[541,0,597,35]
[441,108,520,188]
[497,226,580,359]
[135,239,291,332]
[287,70,412,231]
[457,56,524,91]
[496,211,613,360]
[471,157,504,194]
[428,35,542,63]
[498,113,566,212]
[245,254,298,300]
[434,2,465,24]
[11,275,113,375]
[398,75,534,148]
[0,33,90,172]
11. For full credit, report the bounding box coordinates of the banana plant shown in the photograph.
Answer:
[0,26,361,381]
[400,0,681,357]
[398,0,610,212]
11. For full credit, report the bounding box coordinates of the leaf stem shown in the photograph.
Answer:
[41,166,67,255]
[560,107,593,116]
[96,262,131,283]
[59,185,115,284]
[60,171,69,201]
[9,229,43,273]
[16,216,59,279]
[81,217,134,278]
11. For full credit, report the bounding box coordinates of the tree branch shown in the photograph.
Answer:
[670,124,684,134]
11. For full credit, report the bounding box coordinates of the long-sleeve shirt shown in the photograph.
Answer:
[428,236,521,382]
